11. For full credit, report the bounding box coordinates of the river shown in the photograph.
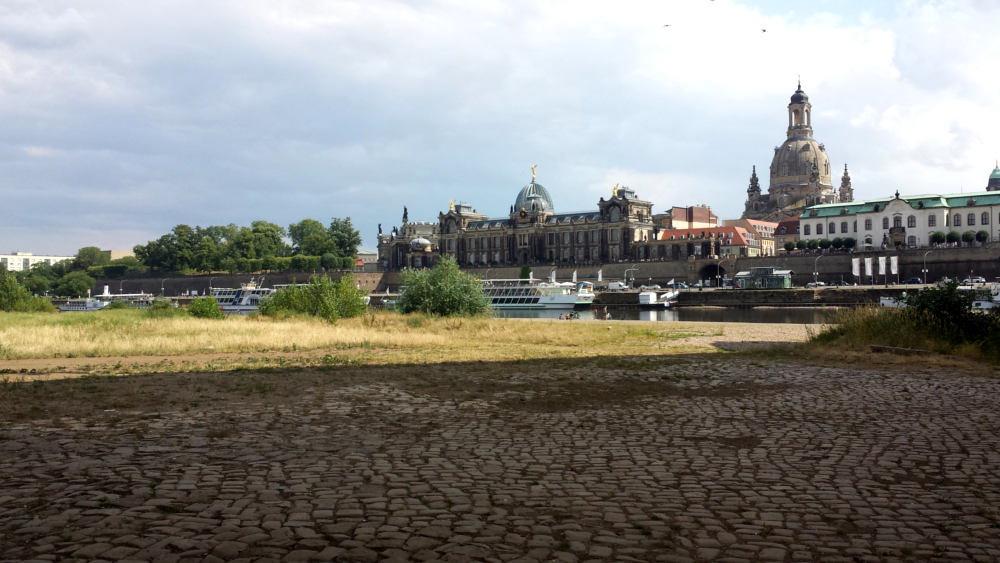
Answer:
[496,307,839,324]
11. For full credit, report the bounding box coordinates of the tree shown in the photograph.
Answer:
[0,269,53,312]
[843,238,856,249]
[818,238,832,250]
[289,219,329,253]
[321,253,340,269]
[301,233,339,257]
[784,241,796,252]
[259,274,368,322]
[193,237,221,273]
[396,257,491,316]
[188,296,225,319]
[961,231,976,244]
[946,231,961,244]
[74,247,109,270]
[55,271,95,298]
[329,217,362,257]
[976,230,990,243]
[930,231,947,245]
[795,240,807,250]
[806,239,819,250]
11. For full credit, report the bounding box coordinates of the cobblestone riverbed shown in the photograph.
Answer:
[1,356,999,563]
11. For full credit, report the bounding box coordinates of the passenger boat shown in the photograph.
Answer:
[211,278,276,315]
[59,299,109,312]
[482,279,594,309]
[639,290,680,308]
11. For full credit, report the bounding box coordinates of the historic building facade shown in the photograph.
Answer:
[377,173,658,270]
[437,177,656,267]
[745,82,851,222]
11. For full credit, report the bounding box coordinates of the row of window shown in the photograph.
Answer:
[805,212,996,236]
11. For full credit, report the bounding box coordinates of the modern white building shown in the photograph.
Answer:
[0,252,74,272]
[799,189,1000,249]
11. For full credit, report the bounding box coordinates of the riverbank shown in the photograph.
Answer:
[0,311,810,377]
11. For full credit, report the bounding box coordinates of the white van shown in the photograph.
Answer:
[607,281,629,291]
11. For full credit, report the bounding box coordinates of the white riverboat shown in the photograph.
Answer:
[482,279,594,309]
[211,278,276,315]
[59,298,109,312]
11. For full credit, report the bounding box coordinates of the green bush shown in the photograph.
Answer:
[812,282,1000,361]
[818,238,832,249]
[784,241,796,252]
[830,237,843,249]
[976,230,990,243]
[146,299,185,318]
[396,257,491,317]
[321,253,340,270]
[306,256,321,271]
[930,231,947,244]
[248,258,264,272]
[946,231,961,244]
[806,239,819,250]
[0,270,54,312]
[795,240,807,250]
[104,299,132,310]
[188,296,225,319]
[259,274,368,322]
[962,231,976,244]
[290,255,309,270]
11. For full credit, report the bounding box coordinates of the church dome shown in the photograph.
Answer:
[988,162,1000,191]
[410,237,432,248]
[991,163,1000,180]
[790,84,809,104]
[769,137,832,189]
[514,181,554,213]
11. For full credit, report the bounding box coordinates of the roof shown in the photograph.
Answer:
[514,181,555,213]
[991,163,1000,180]
[800,190,1000,219]
[659,226,755,246]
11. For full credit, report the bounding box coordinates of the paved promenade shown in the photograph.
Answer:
[2,357,999,563]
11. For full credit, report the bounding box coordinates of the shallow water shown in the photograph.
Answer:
[496,306,839,324]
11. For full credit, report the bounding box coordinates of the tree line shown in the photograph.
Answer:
[133,217,362,273]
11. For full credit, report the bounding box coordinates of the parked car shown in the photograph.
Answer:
[903,277,923,284]
[606,281,629,291]
[827,280,848,287]
[638,284,661,291]
[806,281,826,288]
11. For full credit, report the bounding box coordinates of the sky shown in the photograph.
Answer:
[1,0,999,255]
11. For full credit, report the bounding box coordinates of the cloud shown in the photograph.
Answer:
[0,0,998,254]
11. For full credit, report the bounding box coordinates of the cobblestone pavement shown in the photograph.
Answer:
[2,357,1000,563]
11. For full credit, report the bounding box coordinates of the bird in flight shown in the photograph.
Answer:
[762,29,767,32]
[663,24,670,27]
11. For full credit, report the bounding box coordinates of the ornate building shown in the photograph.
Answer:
[745,81,844,221]
[376,207,440,270]
[378,170,657,270]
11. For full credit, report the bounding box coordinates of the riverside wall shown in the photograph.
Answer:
[92,244,999,300]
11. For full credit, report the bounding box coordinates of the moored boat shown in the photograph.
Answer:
[482,279,594,309]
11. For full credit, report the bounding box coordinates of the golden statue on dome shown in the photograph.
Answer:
[612,184,619,198]
[531,165,537,181]
[449,200,455,212]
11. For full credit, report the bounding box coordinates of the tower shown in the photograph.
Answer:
[839,165,854,202]
[786,79,812,139]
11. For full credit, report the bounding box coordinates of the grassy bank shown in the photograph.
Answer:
[0,310,808,374]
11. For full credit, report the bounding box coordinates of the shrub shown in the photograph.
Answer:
[262,256,278,271]
[946,231,961,244]
[976,230,990,243]
[784,241,796,252]
[962,231,976,244]
[812,282,1000,361]
[396,257,491,316]
[188,296,225,319]
[276,257,293,271]
[818,238,832,250]
[831,238,843,249]
[795,240,807,250]
[306,256,321,271]
[321,253,340,270]
[0,270,54,312]
[146,299,185,318]
[248,258,264,272]
[290,255,309,270]
[930,231,947,244]
[104,299,132,310]
[806,239,819,250]
[236,257,251,273]
[843,237,856,249]
[259,274,367,322]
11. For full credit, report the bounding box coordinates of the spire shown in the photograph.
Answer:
[747,165,760,193]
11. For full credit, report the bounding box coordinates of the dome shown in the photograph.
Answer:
[991,163,1000,180]
[514,181,555,213]
[410,237,432,247]
[790,83,809,104]
[988,162,1000,191]
[769,137,832,189]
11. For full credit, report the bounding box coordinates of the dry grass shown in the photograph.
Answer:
[0,310,811,375]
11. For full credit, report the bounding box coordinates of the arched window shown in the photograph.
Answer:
[853,221,857,232]
[882,218,890,229]
[779,227,786,234]
[841,222,848,233]
[795,226,800,234]
[609,207,621,222]
[894,217,902,228]
[816,223,823,235]
[829,222,836,234]
[907,215,916,228]
[968,213,976,226]
[954,214,962,226]
[982,212,990,225]
[804,224,811,236]
[928,215,937,227]
[865,219,872,230]
[908,236,916,247]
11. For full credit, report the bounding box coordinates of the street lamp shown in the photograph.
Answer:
[813,255,823,286]
[160,278,170,297]
[119,280,126,294]
[716,258,726,288]
[484,269,492,281]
